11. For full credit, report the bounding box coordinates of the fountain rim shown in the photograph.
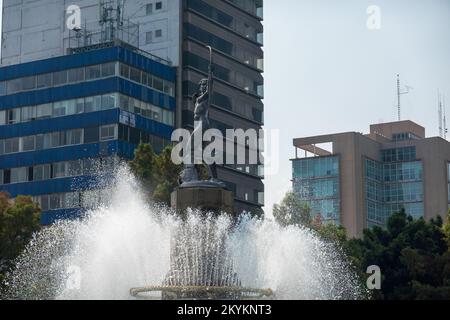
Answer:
[130,285,273,299]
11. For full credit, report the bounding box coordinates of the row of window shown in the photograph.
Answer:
[292,156,340,180]
[183,51,263,97]
[367,200,424,226]
[294,178,339,200]
[0,61,175,98]
[0,125,117,155]
[119,63,175,97]
[366,159,423,182]
[33,188,113,212]
[0,93,175,127]
[228,0,263,18]
[392,132,420,141]
[381,147,416,162]
[0,62,116,96]
[0,158,112,185]
[187,0,263,45]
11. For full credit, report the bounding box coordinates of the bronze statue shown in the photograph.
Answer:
[179,46,224,188]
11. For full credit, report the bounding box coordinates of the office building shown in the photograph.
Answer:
[292,120,450,238]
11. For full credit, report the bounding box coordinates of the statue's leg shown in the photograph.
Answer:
[208,163,218,180]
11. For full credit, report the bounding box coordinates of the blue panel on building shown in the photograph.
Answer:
[0,46,176,82]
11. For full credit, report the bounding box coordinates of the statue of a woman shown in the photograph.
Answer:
[180,46,221,186]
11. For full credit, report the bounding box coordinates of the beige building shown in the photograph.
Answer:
[292,120,450,238]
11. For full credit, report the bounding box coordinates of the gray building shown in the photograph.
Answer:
[292,120,450,238]
[1,0,265,215]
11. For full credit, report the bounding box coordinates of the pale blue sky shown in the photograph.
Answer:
[0,1,449,216]
[263,0,450,216]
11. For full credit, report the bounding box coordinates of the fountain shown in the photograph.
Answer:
[1,167,366,300]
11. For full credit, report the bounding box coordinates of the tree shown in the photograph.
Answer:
[272,191,311,227]
[130,144,185,206]
[347,210,450,300]
[0,193,41,284]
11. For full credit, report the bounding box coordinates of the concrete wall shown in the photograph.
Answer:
[1,0,181,66]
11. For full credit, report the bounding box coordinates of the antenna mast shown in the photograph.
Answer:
[444,96,448,140]
[396,74,410,121]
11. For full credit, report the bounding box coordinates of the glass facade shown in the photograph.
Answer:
[365,147,424,227]
[292,156,340,224]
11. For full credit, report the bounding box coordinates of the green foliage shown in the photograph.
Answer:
[272,191,311,227]
[348,211,450,300]
[129,143,183,206]
[130,143,217,206]
[0,193,41,285]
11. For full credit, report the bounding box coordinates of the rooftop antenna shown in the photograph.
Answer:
[396,74,411,121]
[444,95,448,140]
[99,0,125,42]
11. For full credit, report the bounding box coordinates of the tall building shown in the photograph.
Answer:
[1,0,265,218]
[292,120,450,238]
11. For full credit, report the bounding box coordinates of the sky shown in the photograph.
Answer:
[0,0,449,217]
[263,0,450,217]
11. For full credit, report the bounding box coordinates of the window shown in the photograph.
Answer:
[49,194,62,210]
[0,81,6,95]
[7,109,20,124]
[130,98,141,114]
[102,94,117,110]
[51,132,61,148]
[153,77,164,91]
[53,70,68,86]
[53,101,68,117]
[66,129,83,145]
[130,67,141,83]
[37,73,52,88]
[145,31,153,44]
[34,164,51,181]
[101,62,116,77]
[68,160,82,176]
[163,81,174,96]
[155,1,162,10]
[84,127,100,144]
[86,65,101,80]
[3,169,11,184]
[68,68,85,83]
[22,106,37,122]
[155,29,162,38]
[11,167,27,184]
[22,76,36,90]
[119,95,130,111]
[53,162,67,178]
[120,64,130,78]
[22,136,35,152]
[7,79,21,94]
[85,96,102,113]
[146,3,153,15]
[36,104,52,119]
[162,110,174,126]
[75,98,85,114]
[0,110,5,125]
[100,125,116,141]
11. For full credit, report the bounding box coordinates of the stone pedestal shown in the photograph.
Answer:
[171,186,234,216]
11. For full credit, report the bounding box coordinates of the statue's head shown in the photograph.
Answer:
[198,79,208,94]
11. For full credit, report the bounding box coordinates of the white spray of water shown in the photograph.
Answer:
[3,167,366,300]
